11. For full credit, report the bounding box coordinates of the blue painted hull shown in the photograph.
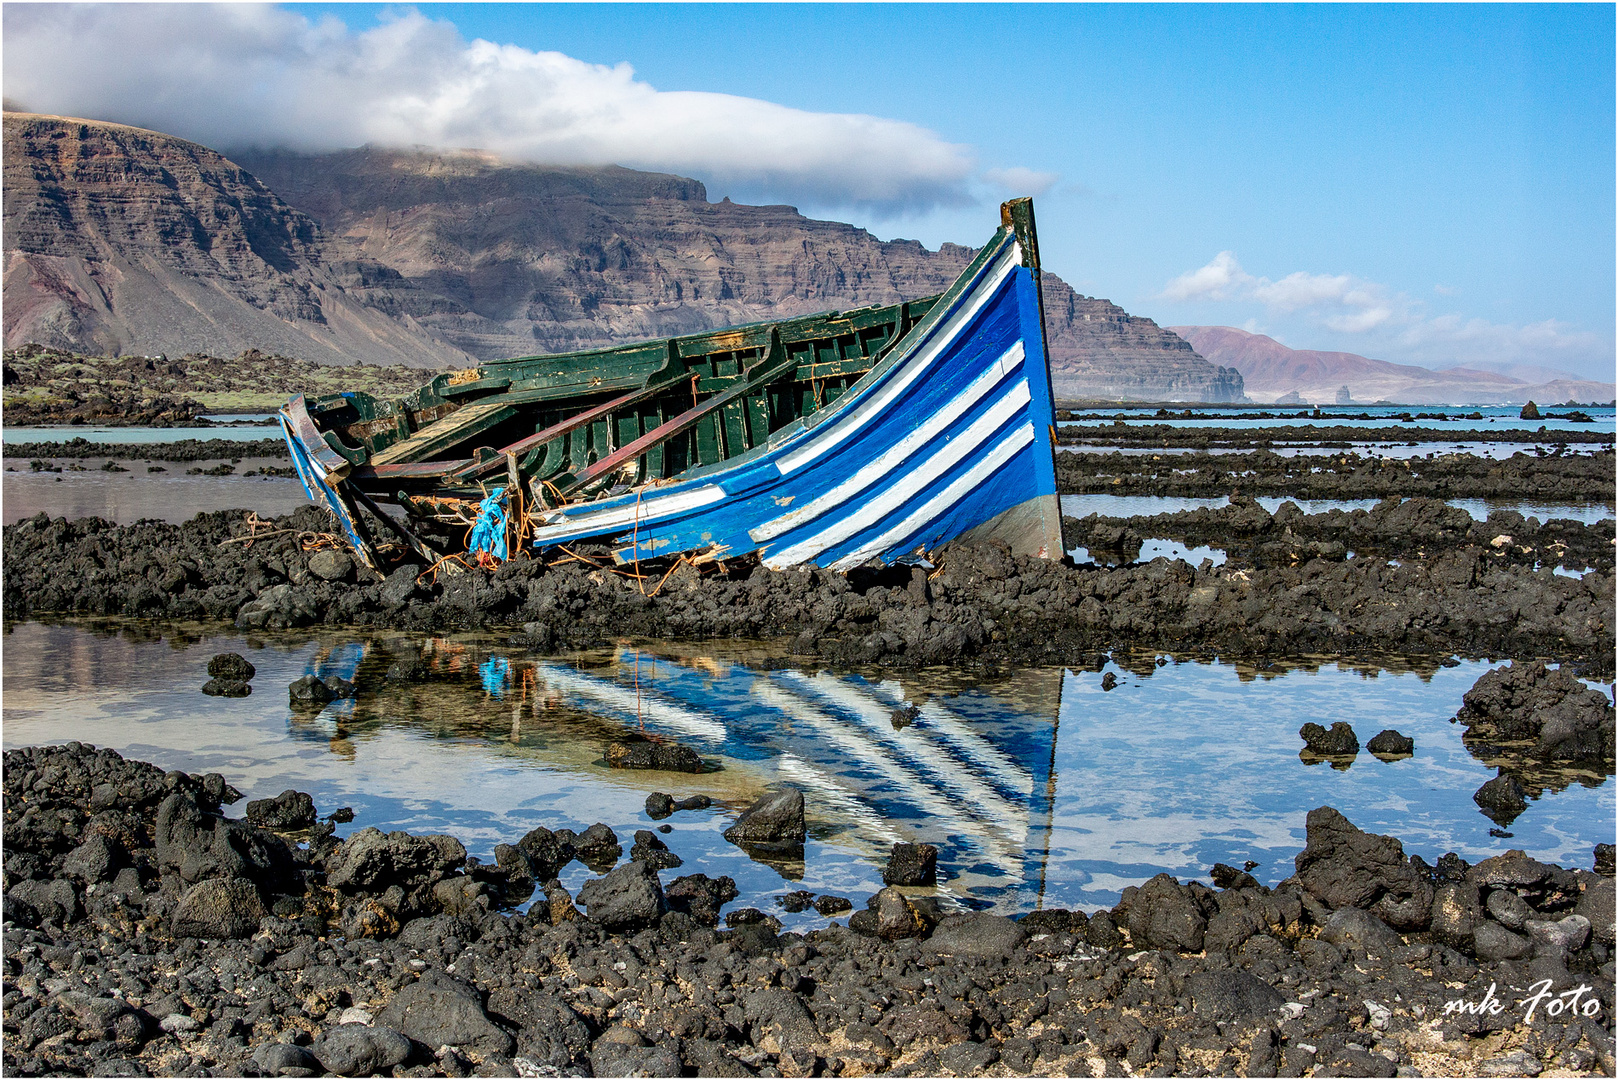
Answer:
[280,204,1063,571]
[528,229,1063,569]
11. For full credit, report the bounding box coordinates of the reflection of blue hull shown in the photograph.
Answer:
[536,650,1061,903]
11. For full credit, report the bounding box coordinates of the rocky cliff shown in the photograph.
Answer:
[4,112,1241,400]
[2,113,467,368]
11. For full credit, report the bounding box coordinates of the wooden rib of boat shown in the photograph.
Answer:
[279,198,1064,572]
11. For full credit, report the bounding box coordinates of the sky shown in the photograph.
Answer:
[4,3,1613,380]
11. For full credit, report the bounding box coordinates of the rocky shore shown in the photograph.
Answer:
[1054,449,1616,503]
[3,439,287,463]
[1065,496,1616,574]
[3,505,1612,678]
[4,742,1614,1078]
[1055,424,1615,450]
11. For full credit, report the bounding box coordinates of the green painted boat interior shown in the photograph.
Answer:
[306,296,941,507]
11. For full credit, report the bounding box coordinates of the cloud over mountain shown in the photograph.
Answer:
[1160,251,1606,373]
[2,4,977,215]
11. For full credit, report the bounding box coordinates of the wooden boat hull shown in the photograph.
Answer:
[279,199,1063,571]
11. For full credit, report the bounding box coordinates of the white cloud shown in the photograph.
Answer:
[1160,251,1609,373]
[1158,251,1251,302]
[2,3,986,215]
[983,167,1059,198]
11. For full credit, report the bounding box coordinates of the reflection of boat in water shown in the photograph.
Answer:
[282,634,1062,904]
[529,648,1063,905]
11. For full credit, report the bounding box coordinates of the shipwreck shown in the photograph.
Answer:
[279,199,1063,575]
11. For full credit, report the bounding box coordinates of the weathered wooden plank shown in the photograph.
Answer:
[370,401,517,466]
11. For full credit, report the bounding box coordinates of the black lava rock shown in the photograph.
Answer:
[576,861,668,931]
[207,652,256,682]
[813,894,853,916]
[606,739,705,773]
[288,674,335,708]
[1299,721,1360,756]
[664,873,738,925]
[629,829,683,870]
[722,788,806,846]
[1473,773,1529,824]
[883,842,939,886]
[245,789,317,831]
[200,678,251,697]
[1365,729,1415,756]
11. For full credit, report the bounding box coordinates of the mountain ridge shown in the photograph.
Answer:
[4,111,1242,401]
[1173,324,1613,405]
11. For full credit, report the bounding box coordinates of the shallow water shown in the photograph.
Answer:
[3,422,279,444]
[1059,405,1617,438]
[1061,441,1603,460]
[5,620,1610,927]
[2,461,308,525]
[1061,494,1617,526]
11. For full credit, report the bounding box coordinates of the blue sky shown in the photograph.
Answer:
[5,3,1613,378]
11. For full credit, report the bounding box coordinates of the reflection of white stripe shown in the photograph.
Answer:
[774,753,907,847]
[865,683,1034,795]
[536,665,728,742]
[776,754,973,905]
[775,241,1022,476]
[750,681,1024,873]
[784,673,1029,832]
[766,382,1032,569]
[530,483,725,541]
[828,423,1035,571]
[751,343,1024,545]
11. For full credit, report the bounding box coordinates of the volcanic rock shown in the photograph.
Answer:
[883,842,939,886]
[374,973,513,1055]
[245,789,317,831]
[311,1025,412,1077]
[576,861,667,931]
[1365,729,1414,756]
[722,788,806,847]
[1299,721,1360,756]
[171,877,267,939]
[605,739,705,773]
[664,873,738,926]
[207,652,256,682]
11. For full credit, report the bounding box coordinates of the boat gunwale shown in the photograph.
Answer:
[528,225,1022,524]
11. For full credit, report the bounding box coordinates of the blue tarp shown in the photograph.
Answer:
[467,486,508,560]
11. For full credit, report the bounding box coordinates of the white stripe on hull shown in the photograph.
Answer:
[774,241,1023,477]
[764,380,1032,569]
[749,342,1024,545]
[530,483,726,542]
[827,422,1037,571]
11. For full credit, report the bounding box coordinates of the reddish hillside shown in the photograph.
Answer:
[1170,325,1611,405]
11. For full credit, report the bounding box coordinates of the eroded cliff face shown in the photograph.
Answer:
[232,146,984,358]
[1042,288,1244,403]
[4,114,1241,400]
[2,114,469,368]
